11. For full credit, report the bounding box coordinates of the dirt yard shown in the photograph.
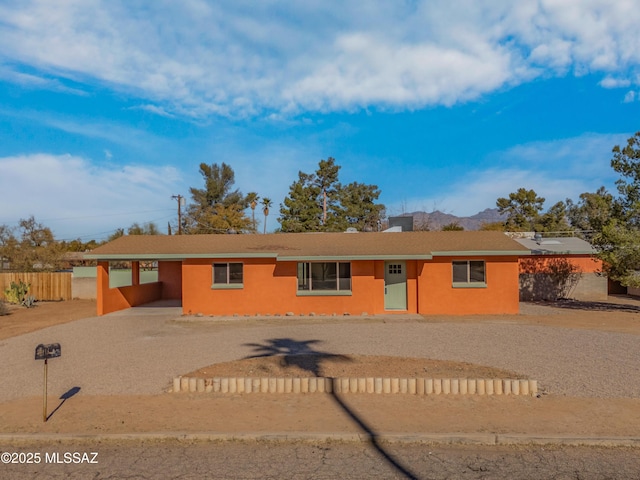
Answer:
[1,297,639,437]
[0,299,96,341]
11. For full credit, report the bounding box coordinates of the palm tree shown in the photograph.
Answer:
[262,197,272,234]
[246,192,260,233]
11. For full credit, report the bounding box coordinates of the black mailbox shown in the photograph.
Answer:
[35,343,61,360]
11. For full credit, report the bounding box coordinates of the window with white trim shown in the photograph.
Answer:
[297,262,351,292]
[452,260,486,286]
[212,262,243,286]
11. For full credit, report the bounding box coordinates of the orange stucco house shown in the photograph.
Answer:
[513,235,607,301]
[85,231,530,317]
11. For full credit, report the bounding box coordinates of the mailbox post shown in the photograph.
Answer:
[35,343,61,422]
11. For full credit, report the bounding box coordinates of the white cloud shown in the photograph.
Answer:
[394,132,627,217]
[0,65,88,95]
[600,76,631,88]
[131,104,175,118]
[0,1,639,117]
[0,153,182,240]
[623,90,637,103]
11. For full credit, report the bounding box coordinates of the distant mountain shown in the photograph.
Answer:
[399,208,507,231]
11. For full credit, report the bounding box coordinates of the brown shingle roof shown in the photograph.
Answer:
[85,231,529,261]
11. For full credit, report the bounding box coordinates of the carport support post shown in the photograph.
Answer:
[42,357,48,422]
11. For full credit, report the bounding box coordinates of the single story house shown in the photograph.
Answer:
[513,235,606,301]
[85,231,530,317]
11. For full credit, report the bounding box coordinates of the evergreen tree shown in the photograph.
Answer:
[314,157,340,225]
[566,187,615,238]
[496,188,545,231]
[278,159,384,232]
[535,201,573,234]
[185,162,251,233]
[589,132,640,286]
[189,162,244,208]
[278,172,322,232]
[333,181,384,231]
[611,131,640,227]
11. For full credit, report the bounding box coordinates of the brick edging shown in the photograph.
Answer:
[172,376,538,396]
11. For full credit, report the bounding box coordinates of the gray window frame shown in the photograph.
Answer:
[297,261,352,295]
[212,262,244,289]
[452,260,486,288]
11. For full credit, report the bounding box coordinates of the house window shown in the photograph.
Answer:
[297,262,351,293]
[452,260,486,287]
[212,263,243,288]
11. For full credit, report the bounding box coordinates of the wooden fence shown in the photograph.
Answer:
[0,272,72,301]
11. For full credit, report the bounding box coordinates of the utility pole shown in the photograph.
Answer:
[171,195,184,235]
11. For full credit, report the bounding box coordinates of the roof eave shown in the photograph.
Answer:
[431,250,530,257]
[278,254,434,261]
[84,253,279,261]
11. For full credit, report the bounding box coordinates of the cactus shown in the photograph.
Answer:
[4,280,31,305]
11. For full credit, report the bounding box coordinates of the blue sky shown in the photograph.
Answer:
[0,0,639,240]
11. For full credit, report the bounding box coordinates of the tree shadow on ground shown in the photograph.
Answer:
[536,299,640,313]
[243,338,420,480]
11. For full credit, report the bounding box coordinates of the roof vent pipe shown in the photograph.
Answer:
[534,232,542,244]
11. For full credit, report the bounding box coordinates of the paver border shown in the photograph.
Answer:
[172,376,539,396]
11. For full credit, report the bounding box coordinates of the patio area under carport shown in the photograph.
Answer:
[93,259,183,315]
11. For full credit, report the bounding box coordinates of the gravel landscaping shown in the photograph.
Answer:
[1,301,639,402]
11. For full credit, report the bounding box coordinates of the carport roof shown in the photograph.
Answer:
[513,236,596,255]
[85,231,529,261]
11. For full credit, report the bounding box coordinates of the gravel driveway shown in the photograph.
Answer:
[1,305,639,401]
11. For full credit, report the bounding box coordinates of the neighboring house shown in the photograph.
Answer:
[85,231,530,317]
[513,234,606,301]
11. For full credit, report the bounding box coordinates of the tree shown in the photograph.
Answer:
[127,222,160,235]
[479,222,506,231]
[333,182,385,231]
[107,228,125,242]
[611,131,640,227]
[593,220,640,287]
[496,188,545,231]
[588,132,640,286]
[262,198,273,234]
[185,162,251,234]
[441,222,464,231]
[246,192,260,233]
[278,172,323,233]
[59,238,99,252]
[0,216,63,272]
[535,201,573,234]
[189,162,244,209]
[0,224,18,271]
[278,158,385,232]
[566,187,615,238]
[314,157,340,225]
